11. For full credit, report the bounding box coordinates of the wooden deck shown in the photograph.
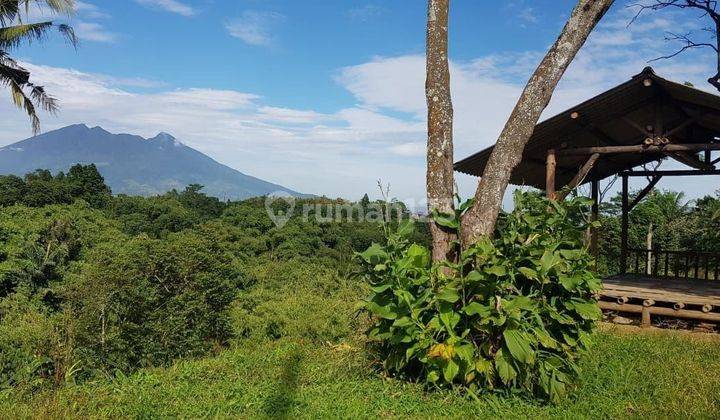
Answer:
[600,274,720,324]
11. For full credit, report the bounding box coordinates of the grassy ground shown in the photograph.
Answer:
[2,324,719,419]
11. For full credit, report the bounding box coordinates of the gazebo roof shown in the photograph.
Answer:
[454,67,720,189]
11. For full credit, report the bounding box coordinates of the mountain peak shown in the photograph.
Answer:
[0,124,306,200]
[150,132,176,141]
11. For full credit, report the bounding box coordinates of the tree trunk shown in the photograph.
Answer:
[426,0,456,262]
[460,0,614,246]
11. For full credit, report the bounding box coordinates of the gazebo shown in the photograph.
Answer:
[455,67,720,326]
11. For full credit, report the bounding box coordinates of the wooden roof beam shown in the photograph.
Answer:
[666,151,715,170]
[558,143,720,156]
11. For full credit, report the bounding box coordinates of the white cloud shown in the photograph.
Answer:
[389,142,425,157]
[518,8,538,24]
[134,0,194,16]
[225,11,285,47]
[75,1,110,19]
[75,21,118,43]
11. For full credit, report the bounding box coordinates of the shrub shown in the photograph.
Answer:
[63,231,243,374]
[230,258,363,342]
[356,192,602,402]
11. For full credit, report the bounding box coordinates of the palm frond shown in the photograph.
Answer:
[28,82,57,113]
[8,77,40,134]
[1,1,75,26]
[0,1,75,134]
[0,0,21,26]
[0,21,53,48]
[57,22,76,47]
[0,52,30,84]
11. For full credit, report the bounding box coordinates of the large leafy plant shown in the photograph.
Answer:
[356,191,602,402]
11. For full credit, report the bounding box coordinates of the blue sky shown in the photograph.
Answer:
[1,0,718,204]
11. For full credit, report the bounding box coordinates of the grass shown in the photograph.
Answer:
[2,325,719,419]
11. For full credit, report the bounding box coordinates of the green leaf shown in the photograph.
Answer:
[454,343,475,365]
[485,265,506,277]
[540,249,560,274]
[396,219,415,237]
[458,197,476,213]
[437,286,460,303]
[503,296,534,313]
[518,267,537,280]
[559,249,583,260]
[431,209,459,229]
[494,349,517,384]
[443,359,459,382]
[571,302,602,320]
[464,270,483,282]
[370,283,392,293]
[427,370,440,383]
[439,302,460,331]
[463,302,491,317]
[366,301,397,320]
[392,317,414,328]
[359,243,389,264]
[503,328,535,365]
[559,275,581,291]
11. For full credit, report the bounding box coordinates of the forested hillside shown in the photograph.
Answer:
[0,164,428,390]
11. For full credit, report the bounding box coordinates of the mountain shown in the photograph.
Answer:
[0,124,306,199]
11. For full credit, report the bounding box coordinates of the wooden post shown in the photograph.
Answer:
[641,306,651,327]
[545,149,557,200]
[590,179,599,259]
[621,174,629,274]
[646,222,653,275]
[546,149,557,200]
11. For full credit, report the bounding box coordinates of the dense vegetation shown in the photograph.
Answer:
[358,194,602,401]
[0,165,428,391]
[0,164,718,415]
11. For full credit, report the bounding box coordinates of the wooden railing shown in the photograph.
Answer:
[627,248,720,280]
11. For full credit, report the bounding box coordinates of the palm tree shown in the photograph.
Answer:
[1,0,77,134]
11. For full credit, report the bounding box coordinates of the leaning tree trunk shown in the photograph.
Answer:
[460,0,614,247]
[426,0,456,262]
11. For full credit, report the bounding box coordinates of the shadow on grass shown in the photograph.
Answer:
[262,347,303,418]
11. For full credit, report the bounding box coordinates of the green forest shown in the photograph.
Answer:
[1,165,719,416]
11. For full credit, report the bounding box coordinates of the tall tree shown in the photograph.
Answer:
[460,0,614,246]
[425,0,456,262]
[630,0,720,92]
[0,0,77,134]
